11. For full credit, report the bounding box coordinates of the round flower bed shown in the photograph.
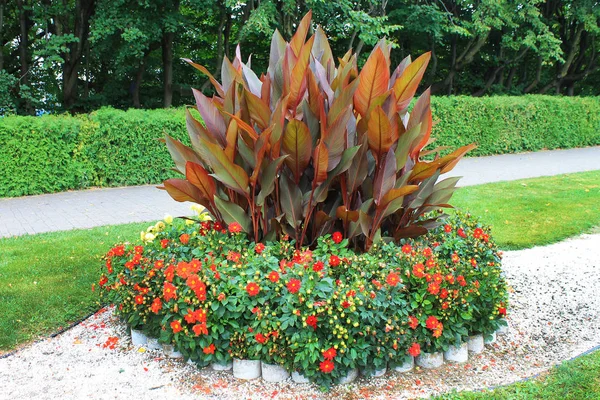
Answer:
[97,209,508,389]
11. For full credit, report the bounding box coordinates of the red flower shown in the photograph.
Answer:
[332,232,343,244]
[306,315,318,329]
[408,342,421,357]
[426,258,436,269]
[150,298,162,314]
[160,239,169,249]
[179,234,190,245]
[470,258,478,267]
[134,295,144,305]
[184,309,196,324]
[451,253,460,264]
[428,283,440,295]
[386,272,400,287]
[170,320,182,333]
[423,247,433,257]
[163,282,177,301]
[433,322,444,338]
[319,360,334,373]
[255,243,265,254]
[217,292,226,301]
[440,288,449,299]
[457,228,467,238]
[228,222,243,234]
[193,322,208,336]
[341,301,350,309]
[286,279,301,294]
[227,251,241,263]
[255,333,268,344]
[473,228,484,239]
[312,261,324,272]
[499,307,507,317]
[412,263,425,279]
[213,221,223,231]
[444,224,452,233]
[323,347,337,360]
[186,274,204,291]
[154,260,164,270]
[457,275,467,287]
[426,316,440,330]
[268,271,280,283]
[203,344,216,354]
[99,276,108,286]
[329,255,340,267]
[408,316,419,329]
[134,245,144,254]
[401,244,412,254]
[176,261,191,279]
[246,282,260,296]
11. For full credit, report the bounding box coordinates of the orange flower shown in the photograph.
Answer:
[286,279,301,294]
[179,233,190,245]
[246,282,260,296]
[319,360,334,373]
[134,295,144,305]
[163,282,177,301]
[322,347,337,360]
[408,342,421,357]
[386,272,400,287]
[150,298,162,314]
[228,222,243,233]
[268,271,280,283]
[176,261,192,279]
[170,320,182,333]
[412,263,425,279]
[192,322,208,336]
[203,344,216,354]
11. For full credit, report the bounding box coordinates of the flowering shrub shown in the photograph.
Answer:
[98,208,508,388]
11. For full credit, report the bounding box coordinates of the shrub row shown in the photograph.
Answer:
[2,96,599,197]
[98,210,508,388]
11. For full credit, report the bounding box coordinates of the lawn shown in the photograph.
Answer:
[451,170,600,250]
[0,222,148,350]
[437,348,600,400]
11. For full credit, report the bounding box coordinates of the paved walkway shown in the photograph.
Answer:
[1,146,599,238]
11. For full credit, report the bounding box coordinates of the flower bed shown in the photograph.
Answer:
[98,209,508,388]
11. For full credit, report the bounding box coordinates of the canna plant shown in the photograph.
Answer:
[159,11,474,251]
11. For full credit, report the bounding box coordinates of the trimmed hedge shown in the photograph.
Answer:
[431,95,600,156]
[1,96,599,197]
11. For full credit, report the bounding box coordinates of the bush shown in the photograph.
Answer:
[432,95,600,156]
[2,96,598,197]
[98,209,508,388]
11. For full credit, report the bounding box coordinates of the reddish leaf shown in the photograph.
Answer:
[244,89,271,129]
[373,149,397,205]
[336,206,359,223]
[164,133,203,174]
[367,106,396,163]
[393,52,431,110]
[183,58,224,97]
[380,185,419,208]
[289,35,315,111]
[408,88,432,160]
[439,143,477,174]
[159,178,204,204]
[313,140,329,185]
[185,162,217,203]
[290,11,312,56]
[196,139,249,196]
[192,89,227,147]
[282,119,312,182]
[353,47,390,118]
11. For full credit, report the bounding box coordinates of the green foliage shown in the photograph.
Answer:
[162,12,472,251]
[99,210,506,388]
[432,96,600,156]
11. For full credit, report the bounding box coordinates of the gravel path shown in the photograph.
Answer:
[2,233,599,400]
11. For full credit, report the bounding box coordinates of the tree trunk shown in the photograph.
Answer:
[61,0,96,112]
[17,0,34,114]
[162,31,174,108]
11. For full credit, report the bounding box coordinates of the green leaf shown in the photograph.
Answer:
[213,196,252,233]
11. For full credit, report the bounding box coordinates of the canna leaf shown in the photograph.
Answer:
[393,52,431,110]
[159,178,205,204]
[290,11,312,56]
[244,89,271,129]
[183,58,224,97]
[367,106,396,163]
[164,133,203,174]
[280,174,303,229]
[192,89,227,147]
[408,88,433,159]
[197,139,249,196]
[354,48,390,118]
[256,156,287,206]
[185,162,217,204]
[313,140,329,185]
[373,149,397,205]
[282,119,312,182]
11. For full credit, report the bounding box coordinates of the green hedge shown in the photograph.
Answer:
[1,96,599,197]
[431,95,600,156]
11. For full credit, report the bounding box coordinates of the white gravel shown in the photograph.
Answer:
[1,233,599,400]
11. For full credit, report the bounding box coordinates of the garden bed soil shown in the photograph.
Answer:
[1,233,599,399]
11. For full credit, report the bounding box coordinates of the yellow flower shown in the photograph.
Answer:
[144,232,155,242]
[198,211,212,222]
[154,221,165,231]
[140,231,145,241]
[164,214,173,224]
[185,219,195,226]
[190,204,204,214]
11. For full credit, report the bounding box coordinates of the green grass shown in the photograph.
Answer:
[451,170,600,250]
[437,348,600,400]
[0,222,148,351]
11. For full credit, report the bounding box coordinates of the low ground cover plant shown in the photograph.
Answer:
[98,210,507,387]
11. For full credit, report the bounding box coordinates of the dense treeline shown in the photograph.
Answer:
[1,0,599,115]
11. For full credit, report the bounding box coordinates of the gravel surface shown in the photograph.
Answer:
[2,233,599,400]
